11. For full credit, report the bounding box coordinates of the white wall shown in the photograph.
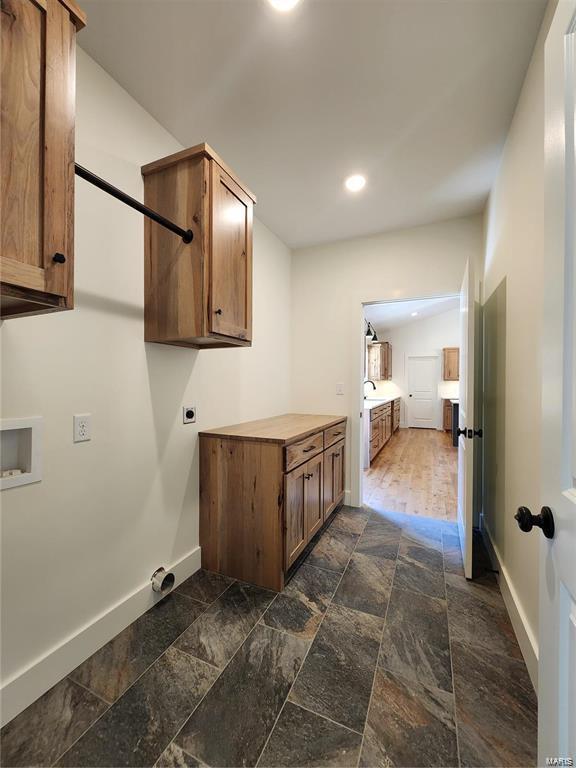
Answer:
[0,49,292,725]
[370,307,460,429]
[481,0,557,689]
[291,214,483,507]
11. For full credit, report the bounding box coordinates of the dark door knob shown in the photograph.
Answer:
[214,308,223,315]
[456,427,467,437]
[52,253,66,263]
[515,506,555,539]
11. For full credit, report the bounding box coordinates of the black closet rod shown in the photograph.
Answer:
[75,163,194,244]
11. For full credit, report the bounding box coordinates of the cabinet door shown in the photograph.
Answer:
[209,162,253,341]
[305,453,323,539]
[443,348,460,381]
[332,440,345,506]
[380,343,388,379]
[285,464,307,568]
[323,446,336,520]
[1,0,76,316]
[368,344,380,380]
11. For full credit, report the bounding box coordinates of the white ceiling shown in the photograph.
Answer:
[78,0,546,249]
[365,296,460,331]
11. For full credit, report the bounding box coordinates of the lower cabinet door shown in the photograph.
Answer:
[285,464,307,568]
[305,453,323,539]
[323,447,336,519]
[332,440,345,505]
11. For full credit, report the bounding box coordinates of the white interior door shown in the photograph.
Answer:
[407,356,437,428]
[457,261,475,579]
[539,3,576,761]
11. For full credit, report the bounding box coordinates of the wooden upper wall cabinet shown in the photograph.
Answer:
[141,144,256,349]
[443,347,460,381]
[1,0,86,319]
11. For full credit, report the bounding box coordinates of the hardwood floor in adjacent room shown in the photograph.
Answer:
[364,428,458,521]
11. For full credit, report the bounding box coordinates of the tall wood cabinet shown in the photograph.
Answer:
[200,414,347,590]
[141,144,256,348]
[1,0,86,319]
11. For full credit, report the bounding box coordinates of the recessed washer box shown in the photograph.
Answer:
[0,417,43,490]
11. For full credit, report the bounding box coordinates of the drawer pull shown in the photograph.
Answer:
[303,445,316,453]
[333,431,342,436]
[304,473,313,479]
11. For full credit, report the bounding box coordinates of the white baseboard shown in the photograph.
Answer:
[481,527,539,692]
[0,546,201,727]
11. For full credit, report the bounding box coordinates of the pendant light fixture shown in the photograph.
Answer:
[365,321,377,341]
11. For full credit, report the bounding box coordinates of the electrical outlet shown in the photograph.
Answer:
[183,406,196,424]
[73,414,91,443]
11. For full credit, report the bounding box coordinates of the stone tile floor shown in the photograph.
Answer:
[0,505,537,768]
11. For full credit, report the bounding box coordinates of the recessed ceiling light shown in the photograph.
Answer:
[268,0,301,11]
[411,311,418,317]
[345,174,366,193]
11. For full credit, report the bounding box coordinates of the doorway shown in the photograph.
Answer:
[360,295,460,522]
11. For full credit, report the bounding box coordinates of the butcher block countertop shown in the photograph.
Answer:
[199,413,346,445]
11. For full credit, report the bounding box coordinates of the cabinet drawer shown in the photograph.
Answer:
[383,404,392,415]
[324,421,346,449]
[370,419,380,439]
[370,405,384,421]
[285,431,324,472]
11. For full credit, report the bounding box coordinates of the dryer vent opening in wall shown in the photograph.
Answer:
[151,568,175,594]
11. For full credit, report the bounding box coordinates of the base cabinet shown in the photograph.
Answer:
[368,398,401,465]
[443,399,453,431]
[200,414,347,590]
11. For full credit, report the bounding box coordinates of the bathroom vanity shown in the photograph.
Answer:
[199,413,347,590]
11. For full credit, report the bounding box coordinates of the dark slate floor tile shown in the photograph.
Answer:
[442,532,465,576]
[366,507,406,530]
[258,702,362,768]
[332,552,395,618]
[261,565,340,639]
[176,624,308,768]
[174,581,274,668]
[360,668,458,768]
[445,572,523,660]
[155,742,202,767]
[452,639,537,767]
[70,593,206,703]
[305,527,358,573]
[355,517,401,561]
[0,678,107,768]
[379,587,452,693]
[394,540,445,599]
[289,603,383,732]
[175,569,235,604]
[59,647,218,768]
[400,517,443,552]
[329,506,370,536]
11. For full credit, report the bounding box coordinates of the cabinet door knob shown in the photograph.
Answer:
[52,253,66,264]
[214,308,223,315]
